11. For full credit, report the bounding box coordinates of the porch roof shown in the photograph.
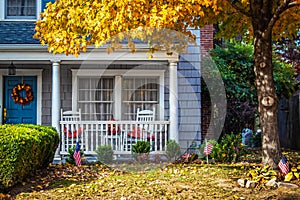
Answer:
[0,45,179,64]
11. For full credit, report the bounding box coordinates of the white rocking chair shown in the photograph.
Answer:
[60,109,83,152]
[125,108,156,151]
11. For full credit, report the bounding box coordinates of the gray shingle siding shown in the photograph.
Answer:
[177,29,201,149]
[41,65,73,126]
[42,66,52,126]
[60,67,73,111]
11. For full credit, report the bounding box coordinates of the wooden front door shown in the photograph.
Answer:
[3,76,37,124]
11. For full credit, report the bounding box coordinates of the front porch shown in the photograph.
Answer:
[59,120,169,156]
[48,50,180,159]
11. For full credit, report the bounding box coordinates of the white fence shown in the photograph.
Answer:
[59,120,169,155]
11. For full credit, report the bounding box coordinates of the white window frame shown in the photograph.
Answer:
[122,76,160,120]
[0,0,41,21]
[77,76,115,121]
[71,69,165,121]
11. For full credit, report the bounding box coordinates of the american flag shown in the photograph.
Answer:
[73,142,81,167]
[181,152,191,159]
[203,142,213,155]
[278,155,289,175]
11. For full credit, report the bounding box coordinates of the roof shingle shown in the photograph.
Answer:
[0,22,39,44]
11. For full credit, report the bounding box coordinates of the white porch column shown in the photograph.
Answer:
[114,75,122,120]
[52,61,61,161]
[51,61,61,131]
[169,61,179,142]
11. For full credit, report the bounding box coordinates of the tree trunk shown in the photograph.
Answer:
[253,30,281,168]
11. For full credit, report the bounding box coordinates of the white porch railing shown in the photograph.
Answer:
[59,120,169,155]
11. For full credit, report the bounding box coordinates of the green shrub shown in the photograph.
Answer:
[165,140,181,162]
[250,130,262,147]
[95,145,114,164]
[210,133,245,163]
[16,124,59,167]
[0,124,59,191]
[131,141,151,154]
[66,145,84,165]
[131,141,151,162]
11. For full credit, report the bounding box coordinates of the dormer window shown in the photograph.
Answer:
[5,0,36,19]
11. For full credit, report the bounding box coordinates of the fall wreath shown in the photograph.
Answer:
[11,83,34,105]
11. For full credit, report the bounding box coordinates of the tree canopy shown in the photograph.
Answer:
[35,1,300,56]
[35,0,300,168]
[34,0,219,56]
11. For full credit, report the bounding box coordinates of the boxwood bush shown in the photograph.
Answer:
[131,141,151,163]
[165,140,181,162]
[95,145,114,164]
[0,124,59,191]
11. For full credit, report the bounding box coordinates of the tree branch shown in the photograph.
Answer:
[227,0,251,17]
[267,0,300,33]
[287,1,300,9]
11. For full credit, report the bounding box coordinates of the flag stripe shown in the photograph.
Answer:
[203,143,213,155]
[73,142,81,167]
[278,156,289,175]
[73,151,81,166]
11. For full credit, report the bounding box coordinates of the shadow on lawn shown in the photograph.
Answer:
[3,163,113,200]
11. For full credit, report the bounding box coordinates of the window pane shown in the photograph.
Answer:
[78,77,114,120]
[122,77,159,120]
[6,0,36,18]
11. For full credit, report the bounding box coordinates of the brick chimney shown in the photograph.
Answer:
[200,24,214,56]
[200,24,214,142]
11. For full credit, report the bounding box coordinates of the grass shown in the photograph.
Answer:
[2,150,300,200]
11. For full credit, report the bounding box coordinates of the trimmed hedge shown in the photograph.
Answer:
[0,124,59,191]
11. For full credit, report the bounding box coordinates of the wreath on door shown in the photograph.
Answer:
[11,83,34,105]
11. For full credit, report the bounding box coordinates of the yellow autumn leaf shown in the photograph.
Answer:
[284,172,294,182]
[294,172,300,180]
[36,185,43,189]
[291,167,298,172]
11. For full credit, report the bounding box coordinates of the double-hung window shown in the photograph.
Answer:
[77,77,114,121]
[73,70,164,121]
[122,77,159,120]
[5,0,36,19]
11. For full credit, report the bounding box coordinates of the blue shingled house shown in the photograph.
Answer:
[0,0,212,159]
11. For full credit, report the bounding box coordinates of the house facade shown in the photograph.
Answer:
[0,0,213,158]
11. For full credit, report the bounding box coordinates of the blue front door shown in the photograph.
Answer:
[3,76,37,124]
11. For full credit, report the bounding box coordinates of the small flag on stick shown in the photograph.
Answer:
[278,155,289,175]
[73,142,81,167]
[203,142,213,155]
